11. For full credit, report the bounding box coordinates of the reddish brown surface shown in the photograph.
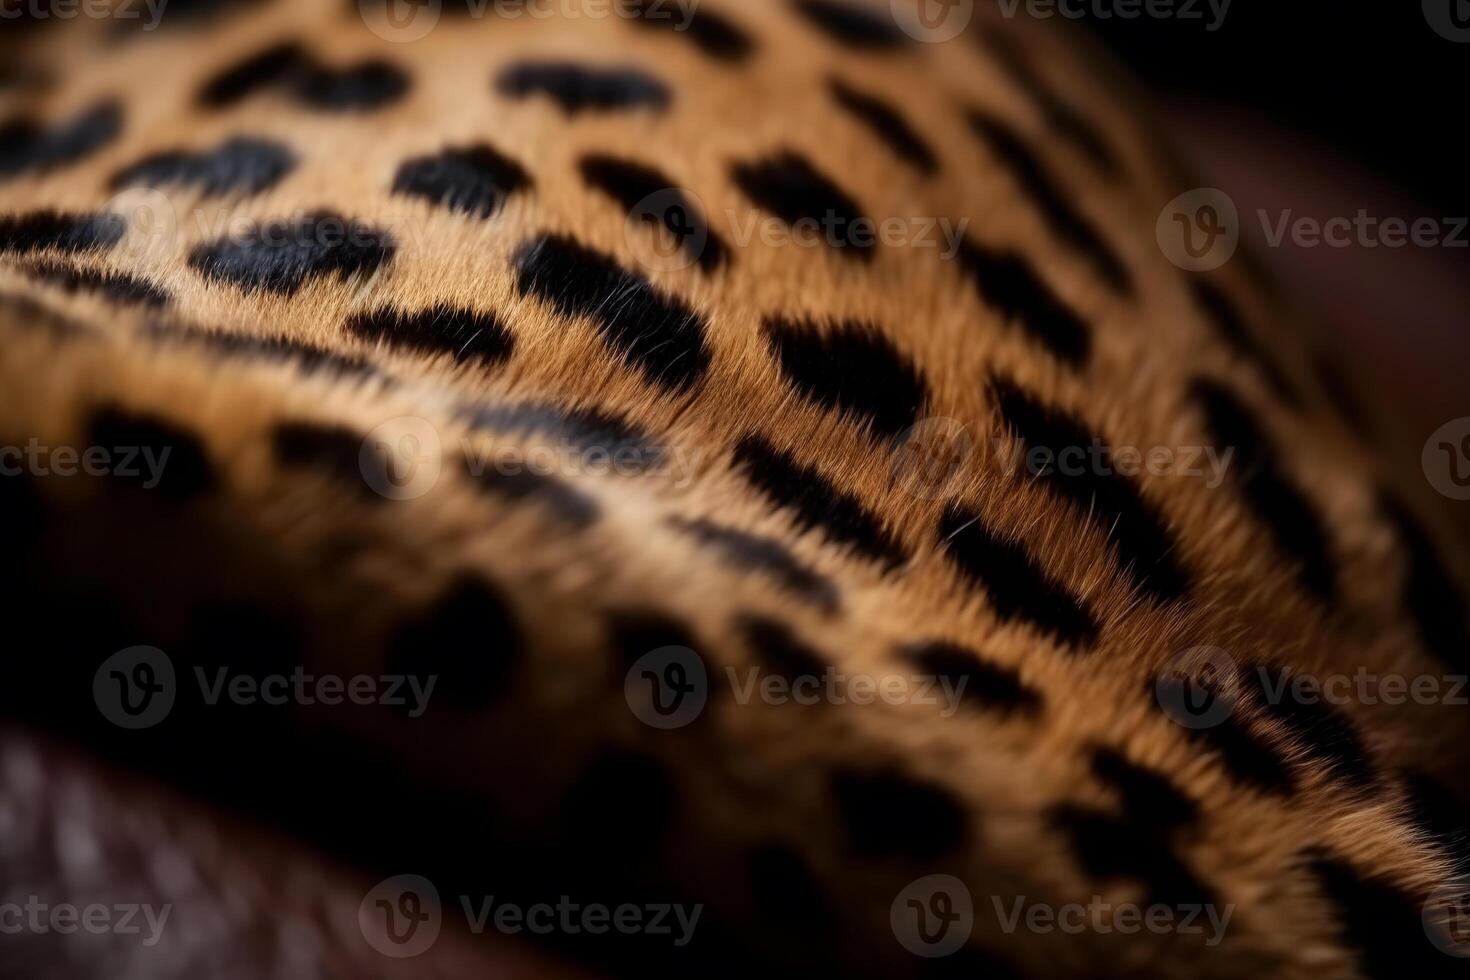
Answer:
[0,727,602,980]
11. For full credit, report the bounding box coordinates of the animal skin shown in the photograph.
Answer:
[0,1,1468,978]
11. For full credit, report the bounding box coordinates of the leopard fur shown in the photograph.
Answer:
[1,1,1468,978]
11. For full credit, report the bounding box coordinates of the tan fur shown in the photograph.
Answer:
[1,2,1467,977]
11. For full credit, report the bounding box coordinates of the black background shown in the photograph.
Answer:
[1079,0,1466,217]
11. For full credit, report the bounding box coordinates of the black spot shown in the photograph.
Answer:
[0,290,92,337]
[967,113,1131,295]
[460,456,600,529]
[954,239,1089,366]
[732,152,875,261]
[606,611,700,669]
[272,421,375,497]
[579,154,726,272]
[496,61,670,114]
[1379,491,1469,675]
[392,144,531,220]
[990,377,1191,603]
[621,0,754,61]
[762,316,926,439]
[20,260,170,308]
[1194,379,1336,602]
[830,768,967,859]
[345,303,514,367]
[186,603,305,690]
[749,845,832,930]
[793,0,907,49]
[737,613,828,685]
[189,212,396,295]
[110,137,296,197]
[1050,805,1213,909]
[1242,665,1375,789]
[198,42,310,108]
[143,322,380,380]
[459,401,664,471]
[1308,853,1463,980]
[978,31,1120,177]
[732,434,907,568]
[1313,349,1372,436]
[899,642,1041,716]
[1089,747,1198,831]
[939,504,1099,649]
[513,234,710,393]
[198,43,408,113]
[386,576,522,710]
[85,408,216,499]
[562,750,676,855]
[294,60,409,111]
[668,516,840,613]
[1155,675,1296,795]
[0,211,124,256]
[0,101,122,179]
[1191,280,1302,407]
[828,78,937,174]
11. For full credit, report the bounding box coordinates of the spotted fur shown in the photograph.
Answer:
[1,2,1467,978]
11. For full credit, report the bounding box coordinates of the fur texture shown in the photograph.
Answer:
[0,1,1467,977]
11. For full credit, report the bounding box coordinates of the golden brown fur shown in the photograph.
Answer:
[1,2,1467,977]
